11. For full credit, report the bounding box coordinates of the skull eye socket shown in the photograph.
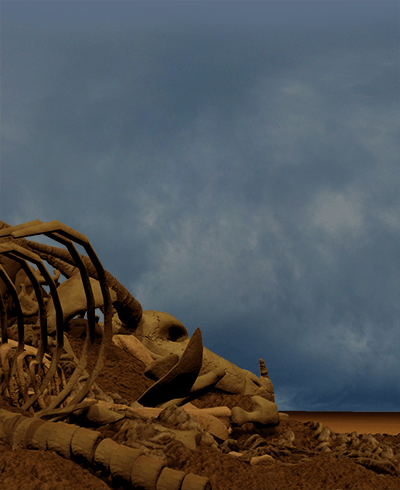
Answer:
[159,324,188,342]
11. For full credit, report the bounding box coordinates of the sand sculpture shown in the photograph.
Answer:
[1,220,399,490]
[133,310,275,400]
[0,219,286,490]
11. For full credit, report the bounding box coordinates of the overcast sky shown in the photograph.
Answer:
[1,1,399,412]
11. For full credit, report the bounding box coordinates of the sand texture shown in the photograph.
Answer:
[1,336,399,490]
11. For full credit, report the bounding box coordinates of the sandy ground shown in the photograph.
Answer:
[1,334,399,489]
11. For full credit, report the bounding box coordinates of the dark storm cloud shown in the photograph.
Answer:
[1,1,399,411]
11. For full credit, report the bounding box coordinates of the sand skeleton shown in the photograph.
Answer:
[0,219,280,489]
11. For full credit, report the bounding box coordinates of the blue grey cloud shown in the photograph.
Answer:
[1,1,399,411]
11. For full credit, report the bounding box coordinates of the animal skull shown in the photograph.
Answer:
[134,310,275,401]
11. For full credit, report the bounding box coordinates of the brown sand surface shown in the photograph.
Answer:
[286,411,400,436]
[1,335,399,490]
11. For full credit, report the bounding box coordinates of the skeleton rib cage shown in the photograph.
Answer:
[0,220,214,490]
[0,219,123,419]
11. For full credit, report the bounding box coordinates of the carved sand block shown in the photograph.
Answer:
[10,416,38,450]
[70,426,103,463]
[29,420,55,450]
[130,454,166,489]
[0,410,23,445]
[23,418,48,449]
[109,444,144,483]
[46,421,80,458]
[156,467,186,490]
[181,473,212,490]
[94,438,121,474]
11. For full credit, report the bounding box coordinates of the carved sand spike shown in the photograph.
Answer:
[0,219,114,417]
[259,358,269,378]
